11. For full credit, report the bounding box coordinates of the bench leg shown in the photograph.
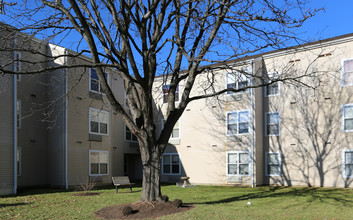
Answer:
[115,186,118,193]
[129,185,132,193]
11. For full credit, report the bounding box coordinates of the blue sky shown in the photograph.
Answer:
[298,0,353,41]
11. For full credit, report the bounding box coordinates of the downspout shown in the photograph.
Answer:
[13,70,17,194]
[250,60,255,188]
[64,49,68,190]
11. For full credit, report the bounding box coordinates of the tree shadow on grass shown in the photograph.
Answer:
[192,187,353,207]
[0,202,32,208]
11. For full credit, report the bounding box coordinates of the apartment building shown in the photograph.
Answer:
[154,33,353,188]
[2,22,353,196]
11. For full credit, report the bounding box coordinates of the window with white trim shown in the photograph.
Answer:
[125,124,138,142]
[265,112,280,136]
[226,110,250,135]
[17,147,21,176]
[89,68,108,94]
[17,100,21,129]
[266,152,281,176]
[162,119,180,139]
[343,150,353,178]
[342,59,353,86]
[89,108,109,135]
[89,150,109,176]
[226,71,250,95]
[227,151,250,176]
[162,153,180,175]
[162,84,179,103]
[264,72,280,97]
[342,104,353,132]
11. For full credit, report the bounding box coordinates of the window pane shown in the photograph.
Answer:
[227,124,237,134]
[99,152,108,163]
[228,112,237,123]
[163,155,170,164]
[91,121,99,133]
[239,112,249,123]
[172,165,179,174]
[132,134,138,142]
[100,163,108,174]
[268,83,279,95]
[100,123,107,134]
[91,80,99,91]
[171,128,179,138]
[163,165,170,173]
[239,153,249,163]
[228,153,237,163]
[90,68,98,79]
[268,165,280,175]
[268,154,279,164]
[227,83,236,94]
[268,113,279,124]
[172,155,179,163]
[345,106,353,118]
[345,119,353,130]
[345,164,353,177]
[344,60,353,72]
[238,80,248,89]
[90,110,99,122]
[91,152,99,163]
[91,163,99,174]
[227,73,236,84]
[98,111,108,123]
[239,123,249,134]
[345,152,353,164]
[239,164,249,175]
[343,72,353,85]
[228,164,237,174]
[268,124,279,135]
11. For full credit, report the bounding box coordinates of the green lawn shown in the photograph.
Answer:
[1,185,353,219]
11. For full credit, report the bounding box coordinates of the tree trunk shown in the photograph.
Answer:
[140,147,162,201]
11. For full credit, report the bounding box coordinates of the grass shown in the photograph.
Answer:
[1,184,353,219]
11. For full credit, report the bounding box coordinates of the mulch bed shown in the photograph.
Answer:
[95,201,195,219]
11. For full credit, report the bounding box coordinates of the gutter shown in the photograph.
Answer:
[13,72,17,194]
[64,49,68,190]
[250,59,255,188]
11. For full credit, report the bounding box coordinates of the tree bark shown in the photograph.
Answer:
[140,146,162,201]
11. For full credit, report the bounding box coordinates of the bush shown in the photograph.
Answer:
[122,206,133,216]
[173,199,182,208]
[161,195,169,202]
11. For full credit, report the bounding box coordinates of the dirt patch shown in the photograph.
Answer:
[95,201,195,219]
[72,192,101,196]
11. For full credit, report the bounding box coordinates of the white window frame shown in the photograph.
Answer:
[124,124,138,142]
[342,104,353,132]
[265,112,281,136]
[343,150,353,178]
[89,150,109,176]
[226,151,251,176]
[162,84,179,104]
[341,58,353,87]
[89,108,109,135]
[265,152,282,176]
[264,71,281,97]
[162,153,181,175]
[17,147,22,176]
[162,119,181,140]
[89,68,109,94]
[17,100,21,129]
[226,110,250,136]
[226,71,251,95]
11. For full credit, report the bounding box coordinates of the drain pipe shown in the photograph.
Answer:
[13,71,18,194]
[64,49,68,190]
[250,59,255,188]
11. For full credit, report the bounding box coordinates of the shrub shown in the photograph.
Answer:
[122,206,133,216]
[173,199,182,208]
[161,195,169,202]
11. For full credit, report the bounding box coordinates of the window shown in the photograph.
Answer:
[342,59,353,86]
[125,124,138,142]
[342,104,353,132]
[265,112,280,136]
[17,100,21,129]
[17,147,21,176]
[162,119,180,139]
[264,72,280,96]
[89,68,108,94]
[89,108,109,135]
[266,152,281,176]
[89,150,109,176]
[162,84,179,103]
[343,150,353,178]
[226,110,250,135]
[162,153,180,175]
[226,71,250,95]
[226,151,250,176]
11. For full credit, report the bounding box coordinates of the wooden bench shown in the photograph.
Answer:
[112,176,135,193]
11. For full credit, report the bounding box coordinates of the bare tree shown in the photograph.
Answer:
[0,0,319,201]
